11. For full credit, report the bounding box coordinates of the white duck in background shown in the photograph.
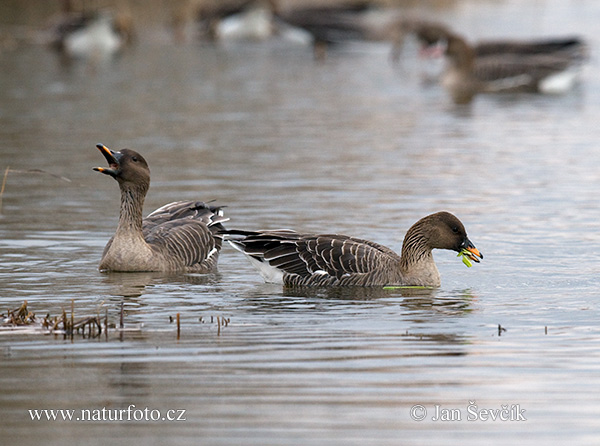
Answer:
[62,12,123,59]
[50,0,134,62]
[214,2,275,42]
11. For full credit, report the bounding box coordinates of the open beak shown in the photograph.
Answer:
[461,237,483,263]
[93,143,121,177]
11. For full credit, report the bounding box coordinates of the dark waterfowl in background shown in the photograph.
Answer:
[49,0,134,61]
[273,1,375,59]
[407,21,585,59]
[172,0,383,58]
[396,20,587,103]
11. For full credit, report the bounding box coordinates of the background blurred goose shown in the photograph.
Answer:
[223,211,482,287]
[399,21,587,103]
[211,0,275,42]
[49,0,134,61]
[444,33,585,103]
[173,0,272,41]
[272,1,374,59]
[405,21,585,59]
[93,144,227,273]
[172,0,384,57]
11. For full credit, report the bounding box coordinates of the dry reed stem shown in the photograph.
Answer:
[0,166,9,214]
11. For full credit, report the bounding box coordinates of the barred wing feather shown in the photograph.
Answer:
[145,220,219,269]
[144,201,227,231]
[228,230,402,283]
[143,201,228,269]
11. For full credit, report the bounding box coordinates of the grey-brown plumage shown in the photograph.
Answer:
[396,21,587,104]
[406,21,585,59]
[224,212,482,287]
[93,144,227,273]
[274,2,372,42]
[48,1,134,60]
[272,1,376,59]
[474,37,586,58]
[442,32,586,103]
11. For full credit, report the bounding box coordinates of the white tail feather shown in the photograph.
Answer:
[227,240,284,284]
[539,68,580,94]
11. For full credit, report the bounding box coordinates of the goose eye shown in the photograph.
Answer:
[132,156,138,162]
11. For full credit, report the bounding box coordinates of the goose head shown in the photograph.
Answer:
[414,22,451,56]
[411,24,473,69]
[443,34,474,71]
[406,211,482,263]
[93,143,150,191]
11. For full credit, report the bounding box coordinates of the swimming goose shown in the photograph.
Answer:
[174,0,377,55]
[392,20,585,62]
[172,0,274,42]
[400,22,586,103]
[407,21,585,59]
[272,1,375,59]
[212,1,275,42]
[273,2,370,40]
[49,0,134,61]
[444,33,585,103]
[93,144,227,273]
[223,211,482,287]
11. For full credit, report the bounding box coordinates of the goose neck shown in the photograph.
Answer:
[117,183,146,234]
[447,34,475,73]
[400,229,432,269]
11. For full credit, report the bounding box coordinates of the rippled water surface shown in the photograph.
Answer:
[1,0,600,444]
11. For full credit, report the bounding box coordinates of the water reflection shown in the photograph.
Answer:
[2,0,600,444]
[100,271,221,297]
[282,285,419,301]
[100,272,160,298]
[254,285,478,317]
[109,362,153,399]
[400,293,475,317]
